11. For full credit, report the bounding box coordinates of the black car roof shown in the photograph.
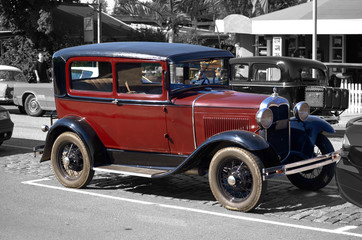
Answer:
[53,42,234,63]
[230,56,327,71]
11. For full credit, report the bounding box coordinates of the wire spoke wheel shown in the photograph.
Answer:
[209,147,266,212]
[51,132,94,188]
[57,143,83,180]
[287,134,335,190]
[218,160,253,202]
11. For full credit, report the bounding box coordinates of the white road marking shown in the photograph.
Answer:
[22,178,362,238]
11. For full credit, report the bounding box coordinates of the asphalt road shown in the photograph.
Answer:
[1,106,362,239]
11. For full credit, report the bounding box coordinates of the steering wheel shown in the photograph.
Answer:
[201,77,210,85]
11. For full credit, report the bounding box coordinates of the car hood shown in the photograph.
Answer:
[171,89,269,109]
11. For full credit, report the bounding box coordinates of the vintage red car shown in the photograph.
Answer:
[38,42,340,212]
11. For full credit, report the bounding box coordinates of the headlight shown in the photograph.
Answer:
[0,111,10,120]
[256,108,273,129]
[294,102,309,121]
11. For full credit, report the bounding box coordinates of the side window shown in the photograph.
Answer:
[70,61,113,92]
[116,62,163,95]
[252,64,281,82]
[232,64,249,81]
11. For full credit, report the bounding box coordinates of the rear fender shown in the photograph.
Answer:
[173,130,280,173]
[290,115,334,157]
[40,116,106,166]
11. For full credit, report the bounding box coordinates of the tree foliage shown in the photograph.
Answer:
[0,0,82,80]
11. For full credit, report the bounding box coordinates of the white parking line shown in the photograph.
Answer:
[22,178,362,238]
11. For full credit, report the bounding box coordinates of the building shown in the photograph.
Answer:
[217,0,362,82]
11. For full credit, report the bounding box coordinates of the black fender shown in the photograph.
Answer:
[40,116,107,166]
[172,130,280,174]
[290,115,335,158]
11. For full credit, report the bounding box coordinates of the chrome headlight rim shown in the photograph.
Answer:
[256,108,273,129]
[294,101,309,122]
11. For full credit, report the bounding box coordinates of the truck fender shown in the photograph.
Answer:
[173,130,280,174]
[40,116,106,167]
[290,115,335,157]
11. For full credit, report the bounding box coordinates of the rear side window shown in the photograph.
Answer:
[116,62,163,95]
[251,64,281,82]
[70,61,113,92]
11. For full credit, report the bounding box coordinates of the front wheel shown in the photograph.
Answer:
[209,147,266,212]
[24,94,45,117]
[51,132,94,188]
[287,134,335,190]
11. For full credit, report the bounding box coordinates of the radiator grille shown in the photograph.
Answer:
[204,117,249,139]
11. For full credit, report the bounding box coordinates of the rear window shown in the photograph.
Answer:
[299,67,326,84]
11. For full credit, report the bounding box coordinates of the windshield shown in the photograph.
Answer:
[170,59,229,92]
[0,70,27,82]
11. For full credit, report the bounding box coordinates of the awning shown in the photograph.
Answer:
[252,0,362,35]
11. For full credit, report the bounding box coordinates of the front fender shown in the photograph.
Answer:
[40,116,106,166]
[172,130,280,174]
[290,115,334,157]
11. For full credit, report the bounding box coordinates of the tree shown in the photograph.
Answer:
[0,0,84,80]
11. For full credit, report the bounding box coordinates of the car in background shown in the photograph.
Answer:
[13,82,55,117]
[0,106,14,146]
[0,65,55,116]
[0,65,27,104]
[229,57,349,124]
[335,116,362,207]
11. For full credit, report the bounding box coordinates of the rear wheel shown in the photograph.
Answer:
[209,147,266,212]
[287,134,335,190]
[51,132,94,188]
[24,94,45,117]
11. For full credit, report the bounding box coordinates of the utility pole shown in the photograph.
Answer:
[312,0,317,60]
[97,0,102,43]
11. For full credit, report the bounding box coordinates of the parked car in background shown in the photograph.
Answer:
[13,82,55,117]
[0,106,14,146]
[0,64,55,116]
[37,42,339,212]
[335,116,362,208]
[0,65,27,104]
[229,57,349,124]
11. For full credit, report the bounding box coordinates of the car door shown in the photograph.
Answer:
[112,60,170,154]
[65,58,169,159]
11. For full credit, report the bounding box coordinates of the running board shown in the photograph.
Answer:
[93,165,172,178]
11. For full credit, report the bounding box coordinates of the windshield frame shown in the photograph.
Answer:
[168,58,230,94]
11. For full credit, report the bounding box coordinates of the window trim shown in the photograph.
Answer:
[66,57,168,102]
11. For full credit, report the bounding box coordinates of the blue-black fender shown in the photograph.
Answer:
[289,115,335,159]
[40,116,107,166]
[173,130,280,174]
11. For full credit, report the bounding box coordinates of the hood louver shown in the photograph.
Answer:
[204,116,249,139]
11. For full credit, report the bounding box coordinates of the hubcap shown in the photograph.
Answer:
[218,159,253,202]
[227,175,236,186]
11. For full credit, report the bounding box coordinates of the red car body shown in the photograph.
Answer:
[39,42,340,212]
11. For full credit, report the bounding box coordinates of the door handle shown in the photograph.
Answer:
[112,99,122,106]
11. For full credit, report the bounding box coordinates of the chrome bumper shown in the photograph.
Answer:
[262,150,341,180]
